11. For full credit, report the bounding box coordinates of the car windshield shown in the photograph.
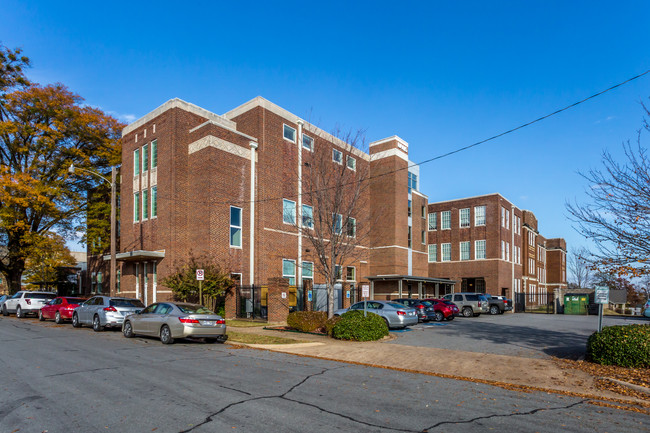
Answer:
[479,295,488,301]
[110,299,145,308]
[386,302,407,309]
[65,298,86,304]
[177,304,215,315]
[26,293,56,299]
[420,301,433,306]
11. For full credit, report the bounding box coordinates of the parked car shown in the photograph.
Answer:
[0,294,9,311]
[422,298,458,320]
[39,297,86,324]
[441,293,489,317]
[122,302,228,344]
[72,296,145,331]
[333,300,418,329]
[644,300,650,318]
[483,294,507,315]
[393,298,437,322]
[491,295,513,312]
[2,291,57,318]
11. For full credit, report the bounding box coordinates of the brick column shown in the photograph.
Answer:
[267,277,290,323]
[224,284,237,320]
[341,283,351,309]
[303,279,313,312]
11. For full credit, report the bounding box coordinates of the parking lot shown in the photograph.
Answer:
[389,312,650,359]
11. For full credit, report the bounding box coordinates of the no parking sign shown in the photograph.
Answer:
[196,269,204,281]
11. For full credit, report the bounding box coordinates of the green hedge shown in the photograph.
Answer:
[586,324,650,368]
[286,311,328,333]
[331,310,389,341]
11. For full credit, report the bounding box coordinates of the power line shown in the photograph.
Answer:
[150,68,650,207]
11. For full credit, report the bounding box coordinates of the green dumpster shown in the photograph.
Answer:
[564,294,589,315]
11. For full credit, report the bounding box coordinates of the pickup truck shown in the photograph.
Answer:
[483,294,507,315]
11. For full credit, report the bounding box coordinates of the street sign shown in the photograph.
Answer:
[361,284,369,298]
[307,290,313,302]
[594,285,609,304]
[196,269,205,281]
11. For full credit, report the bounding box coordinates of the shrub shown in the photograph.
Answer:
[286,311,328,333]
[331,310,389,341]
[586,324,650,368]
[325,316,341,336]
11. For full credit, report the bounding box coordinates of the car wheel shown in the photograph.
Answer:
[123,321,134,338]
[2,305,7,316]
[72,313,81,328]
[160,325,174,344]
[462,307,473,317]
[92,315,104,332]
[434,311,444,322]
[16,306,23,318]
[38,310,45,321]
[489,305,499,315]
[55,311,63,324]
[446,315,455,321]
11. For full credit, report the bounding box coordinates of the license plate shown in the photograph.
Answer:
[200,320,215,326]
[408,312,415,316]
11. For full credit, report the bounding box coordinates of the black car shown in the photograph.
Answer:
[393,298,445,322]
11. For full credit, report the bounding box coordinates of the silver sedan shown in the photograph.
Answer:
[122,302,228,344]
[334,300,418,329]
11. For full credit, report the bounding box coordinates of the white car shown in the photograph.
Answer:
[2,291,57,318]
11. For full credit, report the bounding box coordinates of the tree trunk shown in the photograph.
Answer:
[7,267,24,295]
[327,282,335,319]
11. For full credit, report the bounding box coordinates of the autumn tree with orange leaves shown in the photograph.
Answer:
[567,100,650,279]
[0,45,123,294]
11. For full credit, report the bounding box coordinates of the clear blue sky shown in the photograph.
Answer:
[3,0,650,258]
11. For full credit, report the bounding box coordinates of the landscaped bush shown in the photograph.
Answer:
[330,310,389,341]
[286,311,328,333]
[586,324,650,368]
[325,316,341,336]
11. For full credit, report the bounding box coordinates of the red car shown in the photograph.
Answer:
[423,298,459,321]
[39,297,86,324]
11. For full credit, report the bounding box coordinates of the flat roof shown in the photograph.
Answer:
[365,275,456,284]
[104,250,166,262]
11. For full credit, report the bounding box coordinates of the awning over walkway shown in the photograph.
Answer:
[364,275,457,299]
[366,275,456,285]
[103,250,166,262]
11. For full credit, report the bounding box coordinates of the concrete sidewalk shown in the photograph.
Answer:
[228,325,650,406]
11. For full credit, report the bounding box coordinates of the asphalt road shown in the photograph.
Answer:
[0,316,647,433]
[392,312,650,359]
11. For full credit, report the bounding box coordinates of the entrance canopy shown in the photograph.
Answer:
[365,275,456,299]
[103,250,166,262]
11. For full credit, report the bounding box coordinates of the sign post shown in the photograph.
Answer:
[196,269,205,306]
[594,285,609,333]
[361,284,370,317]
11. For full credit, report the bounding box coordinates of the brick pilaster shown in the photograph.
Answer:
[267,277,290,323]
[224,284,237,320]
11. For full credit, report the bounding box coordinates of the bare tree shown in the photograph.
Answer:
[290,126,371,318]
[567,247,594,289]
[566,100,650,278]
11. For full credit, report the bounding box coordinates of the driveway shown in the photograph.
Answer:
[389,313,650,359]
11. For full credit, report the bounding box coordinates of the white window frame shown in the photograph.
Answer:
[441,243,451,262]
[151,139,158,169]
[475,240,486,260]
[459,208,470,228]
[302,261,314,279]
[282,259,296,285]
[283,124,296,143]
[142,143,149,174]
[133,148,140,176]
[133,192,140,222]
[302,204,313,229]
[346,266,356,282]
[142,189,149,220]
[460,241,470,261]
[332,148,343,164]
[230,206,242,248]
[333,213,342,234]
[302,134,313,151]
[428,244,437,263]
[347,217,356,237]
[150,186,157,219]
[283,199,296,225]
[441,211,451,230]
[346,155,356,171]
[428,213,437,231]
[475,205,486,226]
[421,230,426,245]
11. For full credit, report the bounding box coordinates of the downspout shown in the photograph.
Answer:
[297,120,304,285]
[249,141,258,285]
[511,205,515,313]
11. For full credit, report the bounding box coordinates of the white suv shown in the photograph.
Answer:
[2,291,57,318]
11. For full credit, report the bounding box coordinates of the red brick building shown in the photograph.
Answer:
[427,193,566,307]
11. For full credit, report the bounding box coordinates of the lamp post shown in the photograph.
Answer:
[69,164,117,296]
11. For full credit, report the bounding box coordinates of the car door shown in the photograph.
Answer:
[5,292,23,313]
[80,297,98,323]
[43,298,60,319]
[132,304,158,335]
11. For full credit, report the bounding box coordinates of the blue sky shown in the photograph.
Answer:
[3,0,650,258]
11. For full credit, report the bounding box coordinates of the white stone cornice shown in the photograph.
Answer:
[188,135,252,160]
[369,148,409,162]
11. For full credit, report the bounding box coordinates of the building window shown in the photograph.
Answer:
[428,213,437,231]
[302,261,313,279]
[334,264,343,280]
[230,206,242,247]
[460,241,470,260]
[142,189,149,220]
[332,149,342,164]
[283,199,296,224]
[475,205,486,226]
[408,227,412,248]
[333,213,342,234]
[475,240,486,259]
[283,124,296,142]
[501,207,510,228]
[151,139,158,169]
[151,186,157,218]
[421,206,425,218]
[428,244,437,262]
[441,211,451,230]
[408,171,418,193]
[346,266,356,281]
[133,192,140,222]
[421,230,426,244]
[302,134,313,151]
[407,200,412,217]
[347,217,356,237]
[142,143,149,173]
[459,208,470,228]
[501,240,505,260]
[116,269,121,293]
[91,272,96,292]
[441,243,451,261]
[506,242,510,261]
[302,204,313,228]
[346,155,356,170]
[97,272,103,293]
[282,259,296,285]
[134,148,140,176]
